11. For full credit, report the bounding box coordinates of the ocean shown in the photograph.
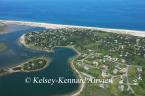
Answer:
[0,0,145,30]
[0,0,145,95]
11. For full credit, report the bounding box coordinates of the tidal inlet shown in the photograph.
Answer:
[0,0,145,96]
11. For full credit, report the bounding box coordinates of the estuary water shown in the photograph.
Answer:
[0,26,79,96]
[0,0,145,95]
[0,0,145,30]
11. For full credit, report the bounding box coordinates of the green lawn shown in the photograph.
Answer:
[80,83,113,96]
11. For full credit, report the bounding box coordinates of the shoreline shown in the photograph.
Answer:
[17,19,145,96]
[3,19,145,96]
[13,57,50,73]
[70,56,85,96]
[0,19,145,37]
[0,57,50,77]
[0,23,34,35]
[19,34,85,96]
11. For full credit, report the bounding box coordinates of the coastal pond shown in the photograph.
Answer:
[0,25,79,96]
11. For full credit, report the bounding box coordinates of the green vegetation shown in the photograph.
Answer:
[0,57,50,77]
[24,28,145,96]
[0,42,7,52]
[80,83,113,96]
[21,57,49,72]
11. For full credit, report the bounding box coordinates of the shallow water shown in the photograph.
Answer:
[0,26,79,96]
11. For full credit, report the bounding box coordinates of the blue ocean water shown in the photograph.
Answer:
[0,0,145,30]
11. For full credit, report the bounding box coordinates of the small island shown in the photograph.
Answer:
[20,28,145,96]
[0,57,51,77]
[1,20,145,96]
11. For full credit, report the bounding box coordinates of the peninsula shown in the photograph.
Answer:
[0,20,145,96]
[0,57,51,77]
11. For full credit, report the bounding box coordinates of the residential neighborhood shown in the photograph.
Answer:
[24,28,145,96]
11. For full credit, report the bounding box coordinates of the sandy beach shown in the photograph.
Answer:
[3,19,145,96]
[0,23,33,35]
[19,32,84,96]
[71,58,85,96]
[0,19,145,37]
[19,34,25,45]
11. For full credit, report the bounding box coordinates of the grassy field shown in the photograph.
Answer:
[80,83,113,96]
